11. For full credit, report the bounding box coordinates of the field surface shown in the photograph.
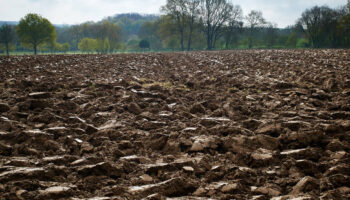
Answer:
[0,50,350,200]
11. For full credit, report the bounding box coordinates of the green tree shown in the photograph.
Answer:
[96,38,110,54]
[54,42,62,52]
[47,42,70,53]
[286,32,298,47]
[139,21,163,49]
[61,42,70,52]
[0,24,15,56]
[139,39,150,49]
[92,21,123,53]
[78,37,97,52]
[38,31,58,53]
[158,15,178,49]
[126,39,140,50]
[276,35,288,47]
[337,1,350,47]
[106,13,158,40]
[104,39,111,53]
[16,13,56,55]
[265,23,277,48]
[38,41,57,52]
[165,37,179,51]
[296,38,309,48]
[245,10,266,49]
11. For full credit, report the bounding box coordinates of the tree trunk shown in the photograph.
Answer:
[225,38,229,49]
[210,30,216,50]
[34,43,37,55]
[5,42,9,56]
[177,14,185,51]
[248,37,252,49]
[226,27,234,49]
[180,30,184,51]
[187,34,192,51]
[249,28,253,49]
[207,27,212,50]
[206,19,211,50]
[187,23,194,51]
[207,36,211,50]
[213,33,218,49]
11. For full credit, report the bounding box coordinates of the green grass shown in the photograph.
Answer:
[0,45,316,56]
[0,49,183,56]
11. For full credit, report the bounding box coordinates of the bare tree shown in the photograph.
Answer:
[265,23,278,48]
[200,0,233,50]
[224,5,243,49]
[162,0,201,51]
[298,6,338,48]
[245,10,266,49]
[161,0,187,51]
[186,0,201,50]
[0,24,15,56]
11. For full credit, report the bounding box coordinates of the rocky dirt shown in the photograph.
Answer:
[0,49,349,200]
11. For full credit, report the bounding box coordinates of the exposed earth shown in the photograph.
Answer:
[0,50,349,200]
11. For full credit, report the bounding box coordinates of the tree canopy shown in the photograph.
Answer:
[200,0,235,50]
[246,10,266,48]
[16,13,56,55]
[2,1,350,55]
[0,24,15,56]
[78,37,98,52]
[139,39,150,49]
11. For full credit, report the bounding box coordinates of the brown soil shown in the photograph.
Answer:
[0,50,349,200]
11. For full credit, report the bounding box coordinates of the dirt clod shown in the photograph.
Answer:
[0,50,349,199]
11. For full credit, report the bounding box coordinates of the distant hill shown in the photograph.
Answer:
[0,20,70,28]
[106,13,159,22]
[104,13,160,37]
[0,21,18,26]
[1,13,159,44]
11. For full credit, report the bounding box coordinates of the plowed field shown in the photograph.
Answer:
[0,50,350,200]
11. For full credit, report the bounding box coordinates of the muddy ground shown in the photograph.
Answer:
[0,50,349,200]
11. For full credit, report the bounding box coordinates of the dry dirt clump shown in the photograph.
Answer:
[0,50,350,200]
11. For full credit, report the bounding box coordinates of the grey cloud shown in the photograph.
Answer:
[0,0,347,27]
[235,0,347,27]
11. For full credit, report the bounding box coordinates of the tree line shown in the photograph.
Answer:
[1,0,350,55]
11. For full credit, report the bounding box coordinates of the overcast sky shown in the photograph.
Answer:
[0,0,347,28]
